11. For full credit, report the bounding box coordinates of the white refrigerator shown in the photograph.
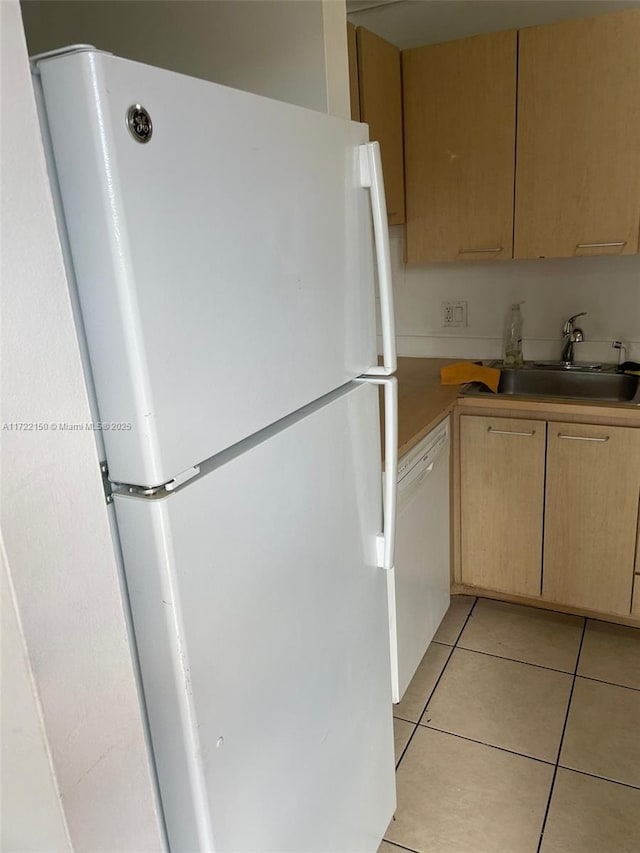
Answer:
[33,46,399,852]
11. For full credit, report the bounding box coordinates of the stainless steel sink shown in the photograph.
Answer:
[462,364,640,405]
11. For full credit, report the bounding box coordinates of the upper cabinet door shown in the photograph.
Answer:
[515,10,640,259]
[356,27,405,225]
[403,31,517,264]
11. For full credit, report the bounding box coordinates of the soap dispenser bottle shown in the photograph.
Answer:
[504,302,524,367]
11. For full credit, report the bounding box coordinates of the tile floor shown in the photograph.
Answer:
[381,595,640,853]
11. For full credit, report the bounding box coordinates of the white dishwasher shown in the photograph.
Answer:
[388,416,451,703]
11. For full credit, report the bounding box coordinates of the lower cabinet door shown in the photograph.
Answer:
[460,415,545,596]
[543,422,640,615]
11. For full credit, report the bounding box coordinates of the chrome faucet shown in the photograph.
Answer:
[612,340,627,368]
[560,313,586,365]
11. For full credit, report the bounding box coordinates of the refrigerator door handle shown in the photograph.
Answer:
[359,142,397,376]
[358,375,398,570]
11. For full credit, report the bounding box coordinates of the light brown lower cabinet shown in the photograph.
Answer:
[460,415,545,597]
[459,414,640,617]
[543,422,640,615]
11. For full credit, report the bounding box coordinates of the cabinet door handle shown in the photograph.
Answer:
[576,241,626,249]
[488,427,536,436]
[459,247,503,254]
[557,433,610,442]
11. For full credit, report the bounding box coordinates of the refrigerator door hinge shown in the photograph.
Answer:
[100,461,113,504]
[114,465,201,500]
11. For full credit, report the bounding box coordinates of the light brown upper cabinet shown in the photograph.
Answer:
[353,27,405,225]
[515,10,640,259]
[403,31,517,264]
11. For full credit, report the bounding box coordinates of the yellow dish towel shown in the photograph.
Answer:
[440,361,501,393]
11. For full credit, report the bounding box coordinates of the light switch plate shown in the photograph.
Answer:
[442,300,467,328]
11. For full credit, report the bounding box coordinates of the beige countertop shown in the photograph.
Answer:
[390,357,640,460]
[394,357,460,458]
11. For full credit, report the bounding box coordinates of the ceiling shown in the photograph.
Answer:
[346,0,640,48]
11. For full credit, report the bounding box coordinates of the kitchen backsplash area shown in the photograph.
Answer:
[380,226,640,364]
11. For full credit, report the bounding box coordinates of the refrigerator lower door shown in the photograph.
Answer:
[389,418,451,703]
[35,48,380,487]
[113,382,395,852]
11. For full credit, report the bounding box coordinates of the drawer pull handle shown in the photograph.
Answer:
[459,247,503,254]
[488,427,536,437]
[558,433,610,442]
[576,241,626,249]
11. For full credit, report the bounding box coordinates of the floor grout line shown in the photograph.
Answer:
[414,724,556,767]
[417,642,640,691]
[393,644,453,770]
[393,598,478,772]
[390,598,640,852]
[586,614,640,631]
[574,673,640,693]
[393,714,420,726]
[536,618,588,853]
[471,594,640,630]
[471,594,585,619]
[556,765,640,792]
[454,644,579,675]
[381,841,420,853]
[452,596,479,647]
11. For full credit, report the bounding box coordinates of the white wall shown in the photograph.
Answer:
[1,554,71,853]
[0,2,166,849]
[20,0,350,116]
[322,0,351,118]
[388,227,640,364]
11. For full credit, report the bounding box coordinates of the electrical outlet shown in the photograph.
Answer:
[442,300,467,328]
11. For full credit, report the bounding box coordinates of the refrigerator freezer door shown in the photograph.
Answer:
[35,49,378,487]
[113,382,395,852]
